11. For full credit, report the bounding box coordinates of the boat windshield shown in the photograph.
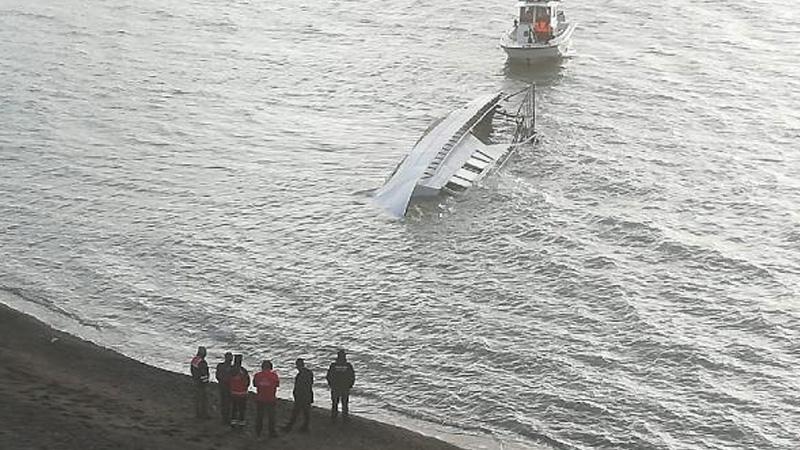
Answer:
[519,6,551,24]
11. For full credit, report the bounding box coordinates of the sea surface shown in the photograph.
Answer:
[1,0,799,448]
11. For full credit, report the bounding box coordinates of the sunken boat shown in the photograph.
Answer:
[375,85,537,218]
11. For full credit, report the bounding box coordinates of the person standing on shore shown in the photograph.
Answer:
[215,352,234,424]
[326,349,355,423]
[229,354,250,428]
[283,358,314,433]
[253,360,280,438]
[189,346,210,419]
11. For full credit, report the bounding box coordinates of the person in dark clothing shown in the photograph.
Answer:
[326,349,355,423]
[228,354,250,428]
[283,358,314,432]
[215,352,233,424]
[253,360,280,438]
[189,346,210,419]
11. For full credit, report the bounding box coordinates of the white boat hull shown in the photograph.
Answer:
[501,43,567,61]
[501,23,576,62]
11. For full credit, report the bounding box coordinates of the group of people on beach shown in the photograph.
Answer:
[189,347,356,437]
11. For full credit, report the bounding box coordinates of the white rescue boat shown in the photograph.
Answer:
[501,1,576,62]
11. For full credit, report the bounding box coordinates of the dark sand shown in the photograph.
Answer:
[0,304,462,450]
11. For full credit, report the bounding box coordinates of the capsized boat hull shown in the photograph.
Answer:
[373,93,502,218]
[374,86,537,218]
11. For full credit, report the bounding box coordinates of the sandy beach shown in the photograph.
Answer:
[0,304,461,450]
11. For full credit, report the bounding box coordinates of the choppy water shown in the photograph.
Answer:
[2,0,799,448]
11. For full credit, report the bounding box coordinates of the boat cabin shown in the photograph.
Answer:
[515,0,564,43]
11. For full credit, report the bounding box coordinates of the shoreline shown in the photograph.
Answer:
[0,302,463,450]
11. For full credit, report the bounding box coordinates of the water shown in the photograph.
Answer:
[1,0,799,448]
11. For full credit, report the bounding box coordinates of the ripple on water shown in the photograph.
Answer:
[1,0,799,449]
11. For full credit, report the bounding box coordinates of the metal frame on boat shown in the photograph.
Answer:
[375,85,537,218]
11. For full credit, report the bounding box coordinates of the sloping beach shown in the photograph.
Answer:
[0,304,461,450]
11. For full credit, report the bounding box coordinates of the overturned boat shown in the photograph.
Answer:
[375,85,537,218]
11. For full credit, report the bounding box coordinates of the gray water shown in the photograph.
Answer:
[1,0,799,448]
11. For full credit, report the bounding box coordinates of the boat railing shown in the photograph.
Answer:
[497,84,536,145]
[512,84,536,144]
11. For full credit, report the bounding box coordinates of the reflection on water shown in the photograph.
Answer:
[502,58,567,86]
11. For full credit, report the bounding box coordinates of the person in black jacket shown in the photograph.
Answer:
[325,349,355,423]
[215,352,233,424]
[283,358,314,432]
[189,346,210,419]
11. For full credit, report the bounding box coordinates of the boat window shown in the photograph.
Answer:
[520,7,534,23]
[535,7,551,23]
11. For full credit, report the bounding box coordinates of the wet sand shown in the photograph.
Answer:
[0,304,461,450]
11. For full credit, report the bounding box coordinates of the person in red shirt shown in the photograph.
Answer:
[534,17,552,42]
[189,346,210,419]
[253,360,280,438]
[228,354,250,428]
